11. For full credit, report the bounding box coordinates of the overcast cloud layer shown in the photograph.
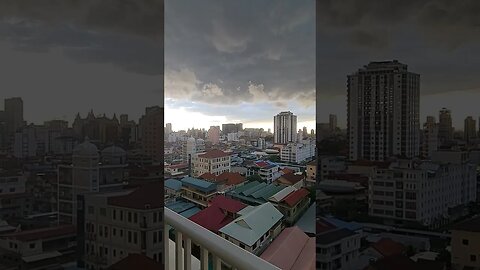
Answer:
[165,0,315,131]
[0,0,163,124]
[317,0,480,128]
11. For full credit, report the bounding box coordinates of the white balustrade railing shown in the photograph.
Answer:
[165,207,281,270]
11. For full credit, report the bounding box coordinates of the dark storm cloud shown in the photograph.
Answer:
[165,0,315,107]
[0,0,163,40]
[0,0,163,75]
[316,0,480,128]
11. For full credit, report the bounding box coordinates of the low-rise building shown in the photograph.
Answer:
[246,160,281,184]
[0,171,32,222]
[260,226,315,270]
[276,173,305,189]
[280,140,315,164]
[273,188,310,225]
[316,218,362,270]
[306,160,317,187]
[189,196,247,234]
[79,182,163,269]
[192,150,231,177]
[451,216,480,270]
[367,156,476,227]
[0,225,76,270]
[179,176,217,208]
[219,202,284,255]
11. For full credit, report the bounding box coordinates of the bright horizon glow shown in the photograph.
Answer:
[165,106,315,132]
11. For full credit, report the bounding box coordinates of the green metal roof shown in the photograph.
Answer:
[242,182,267,196]
[219,202,283,246]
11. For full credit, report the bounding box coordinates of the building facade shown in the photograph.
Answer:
[274,111,297,144]
[347,60,420,161]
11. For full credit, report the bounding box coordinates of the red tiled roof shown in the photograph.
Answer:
[255,161,270,168]
[108,254,163,270]
[316,219,336,234]
[167,163,188,169]
[279,173,304,185]
[260,226,315,270]
[209,195,246,213]
[108,182,163,209]
[282,188,309,207]
[281,168,295,175]
[198,150,230,159]
[199,172,217,181]
[216,172,245,186]
[189,206,234,233]
[4,225,76,242]
[372,238,405,257]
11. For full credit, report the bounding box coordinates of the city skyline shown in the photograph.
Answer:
[165,0,315,131]
[316,1,480,128]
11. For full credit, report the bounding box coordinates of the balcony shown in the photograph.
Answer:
[165,208,280,270]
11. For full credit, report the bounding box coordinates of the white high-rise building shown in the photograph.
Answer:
[274,111,297,144]
[367,152,476,227]
[280,139,315,164]
[348,60,420,161]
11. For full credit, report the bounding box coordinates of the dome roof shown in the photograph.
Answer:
[102,145,126,156]
[73,138,99,156]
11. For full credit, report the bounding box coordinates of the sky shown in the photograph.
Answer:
[0,0,163,125]
[164,0,315,132]
[316,0,480,129]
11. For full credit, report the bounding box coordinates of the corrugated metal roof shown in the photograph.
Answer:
[181,176,217,193]
[269,186,297,202]
[231,181,260,194]
[219,202,283,246]
[165,179,182,191]
[242,182,267,196]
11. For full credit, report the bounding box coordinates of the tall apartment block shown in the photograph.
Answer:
[274,111,297,144]
[438,108,454,145]
[139,106,163,162]
[347,60,420,161]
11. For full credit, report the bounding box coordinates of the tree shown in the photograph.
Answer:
[267,155,281,162]
[246,174,263,182]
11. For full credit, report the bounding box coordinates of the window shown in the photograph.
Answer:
[239,243,245,249]
[120,211,124,221]
[134,232,138,244]
[29,243,35,249]
[128,212,132,222]
[153,232,158,244]
[463,239,469,245]
[153,212,157,223]
[113,210,116,220]
[113,228,116,236]
[128,231,132,243]
[134,213,138,223]
[471,255,476,262]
